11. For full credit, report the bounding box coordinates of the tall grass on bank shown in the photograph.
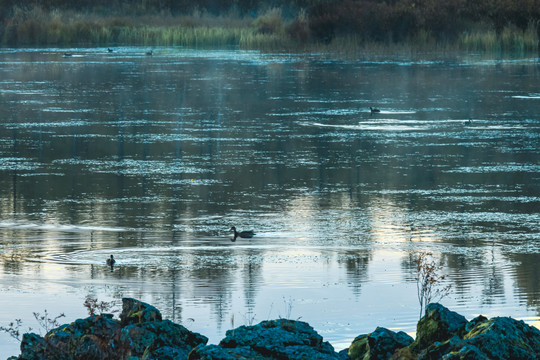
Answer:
[459,25,539,53]
[1,5,538,53]
[114,26,245,47]
[310,28,539,56]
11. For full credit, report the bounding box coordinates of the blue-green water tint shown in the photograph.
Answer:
[0,47,539,356]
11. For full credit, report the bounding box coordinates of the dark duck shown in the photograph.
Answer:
[230,226,256,240]
[106,255,115,267]
[370,107,381,113]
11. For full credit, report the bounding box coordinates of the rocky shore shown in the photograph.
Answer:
[8,298,540,359]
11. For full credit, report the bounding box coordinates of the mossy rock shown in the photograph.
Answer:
[410,303,467,353]
[348,327,413,360]
[120,298,162,326]
[348,335,369,359]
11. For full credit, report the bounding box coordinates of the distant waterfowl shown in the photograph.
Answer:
[146,50,153,56]
[370,107,380,113]
[63,53,72,57]
[464,119,472,125]
[107,48,114,53]
[106,255,115,266]
[230,226,256,239]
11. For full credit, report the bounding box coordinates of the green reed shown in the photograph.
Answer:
[458,26,538,53]
[1,5,538,54]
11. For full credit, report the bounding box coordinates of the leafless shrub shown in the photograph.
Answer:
[0,310,64,341]
[0,319,30,341]
[415,251,452,319]
[83,296,118,316]
[32,310,65,334]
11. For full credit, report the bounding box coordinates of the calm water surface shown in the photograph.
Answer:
[0,47,539,356]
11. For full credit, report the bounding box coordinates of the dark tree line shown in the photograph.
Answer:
[0,0,309,15]
[307,0,540,43]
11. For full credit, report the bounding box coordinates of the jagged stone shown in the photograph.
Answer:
[119,319,208,358]
[120,298,162,326]
[191,318,339,360]
[19,333,48,360]
[188,344,264,359]
[9,301,540,360]
[348,326,414,360]
[463,316,540,359]
[464,315,488,333]
[411,303,468,352]
[439,344,489,360]
[72,334,108,360]
[19,332,69,360]
[415,306,540,359]
[142,345,191,360]
[45,313,120,357]
[10,299,207,360]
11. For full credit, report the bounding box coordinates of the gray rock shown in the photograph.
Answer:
[338,348,351,360]
[464,315,488,333]
[190,318,339,360]
[10,298,207,360]
[463,316,540,359]
[19,333,48,360]
[188,344,263,359]
[440,344,489,360]
[120,319,208,358]
[40,313,120,360]
[143,345,193,360]
[411,303,468,352]
[19,332,69,360]
[347,327,413,360]
[120,297,162,326]
[415,305,540,360]
[72,334,108,360]
[10,300,540,360]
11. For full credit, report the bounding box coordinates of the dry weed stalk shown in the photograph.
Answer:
[415,252,452,319]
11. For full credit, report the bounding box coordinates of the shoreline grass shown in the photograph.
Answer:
[1,6,538,55]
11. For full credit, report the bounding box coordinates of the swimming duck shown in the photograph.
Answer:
[108,48,114,53]
[230,226,256,239]
[146,50,153,56]
[106,255,115,266]
[370,107,380,113]
[464,119,472,125]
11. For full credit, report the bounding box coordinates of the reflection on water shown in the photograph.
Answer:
[0,47,539,356]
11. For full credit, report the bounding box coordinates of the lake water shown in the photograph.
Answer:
[0,47,539,357]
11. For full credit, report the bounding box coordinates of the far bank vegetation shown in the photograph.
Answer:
[1,0,540,52]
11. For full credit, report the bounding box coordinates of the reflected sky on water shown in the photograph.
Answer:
[0,47,539,356]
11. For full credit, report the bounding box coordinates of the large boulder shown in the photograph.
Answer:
[45,313,120,359]
[120,319,208,359]
[461,316,540,359]
[120,297,162,326]
[189,318,339,360]
[18,333,54,360]
[117,298,208,358]
[413,305,540,359]
[411,303,468,352]
[11,300,540,360]
[348,327,413,360]
[11,298,208,360]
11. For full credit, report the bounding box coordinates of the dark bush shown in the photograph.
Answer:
[307,1,339,43]
[287,18,309,42]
